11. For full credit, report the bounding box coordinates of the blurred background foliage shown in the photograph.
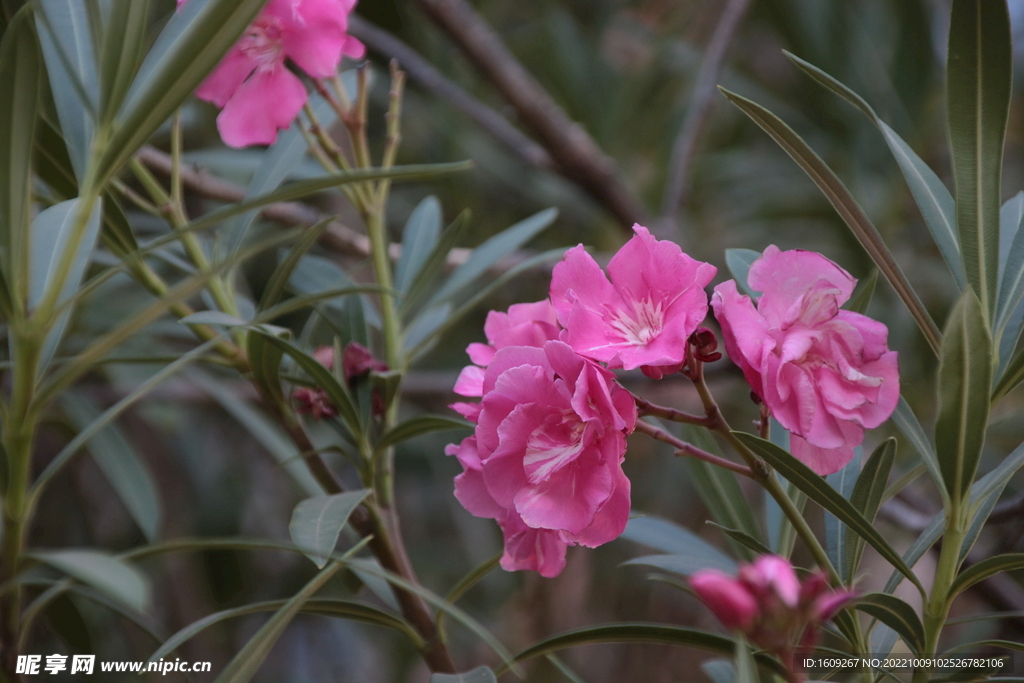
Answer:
[24,0,1024,680]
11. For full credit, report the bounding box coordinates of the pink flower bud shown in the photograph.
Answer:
[690,570,759,632]
[740,555,801,608]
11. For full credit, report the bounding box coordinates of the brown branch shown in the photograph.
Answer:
[660,0,752,236]
[348,16,555,171]
[633,419,753,478]
[412,0,648,230]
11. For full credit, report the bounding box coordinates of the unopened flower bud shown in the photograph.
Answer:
[690,570,759,632]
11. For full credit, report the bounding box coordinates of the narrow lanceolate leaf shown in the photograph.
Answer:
[890,396,946,501]
[246,331,286,406]
[824,454,858,579]
[947,0,1012,319]
[212,562,345,683]
[498,624,785,677]
[996,199,1024,352]
[785,52,965,290]
[30,550,150,614]
[0,9,39,316]
[734,637,762,683]
[621,516,737,575]
[396,196,443,293]
[950,553,1024,598]
[98,0,267,183]
[430,667,498,683]
[853,593,925,654]
[97,0,150,124]
[720,87,942,355]
[61,394,161,542]
[844,439,895,582]
[935,289,992,503]
[289,490,370,569]
[734,433,924,593]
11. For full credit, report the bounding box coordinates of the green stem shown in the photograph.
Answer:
[913,507,965,683]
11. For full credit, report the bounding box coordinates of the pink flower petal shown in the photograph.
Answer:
[748,246,855,326]
[196,46,257,108]
[690,570,759,632]
[280,0,351,78]
[216,65,307,147]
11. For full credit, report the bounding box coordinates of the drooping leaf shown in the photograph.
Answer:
[734,432,923,593]
[396,196,443,293]
[289,490,371,569]
[785,52,965,290]
[60,394,161,542]
[852,593,924,654]
[31,549,150,614]
[844,439,895,582]
[946,0,1012,318]
[430,667,498,683]
[949,553,1024,598]
[719,87,942,355]
[935,289,992,503]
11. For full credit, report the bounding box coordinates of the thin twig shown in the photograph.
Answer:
[348,15,554,171]
[660,0,752,237]
[634,419,753,478]
[412,0,647,230]
[634,395,712,427]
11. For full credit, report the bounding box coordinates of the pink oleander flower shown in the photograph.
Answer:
[550,224,717,379]
[180,0,364,148]
[446,341,637,577]
[690,555,855,653]
[293,342,386,419]
[710,246,899,475]
[451,300,561,423]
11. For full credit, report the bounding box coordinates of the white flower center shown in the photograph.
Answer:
[239,15,285,68]
[522,411,586,483]
[610,298,664,346]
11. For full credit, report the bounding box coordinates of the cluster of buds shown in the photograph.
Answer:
[293,343,388,420]
[689,555,854,654]
[689,326,722,364]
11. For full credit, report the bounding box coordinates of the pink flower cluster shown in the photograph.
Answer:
[711,246,899,475]
[293,342,386,419]
[690,555,854,653]
[182,0,364,147]
[448,225,715,576]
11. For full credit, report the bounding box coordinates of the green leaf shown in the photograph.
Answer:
[97,0,149,124]
[734,432,924,594]
[430,667,498,683]
[824,452,859,579]
[724,248,762,298]
[946,0,1012,318]
[496,624,784,677]
[396,196,443,293]
[246,329,286,407]
[719,87,942,355]
[287,253,380,328]
[706,522,772,557]
[97,0,267,183]
[844,439,895,582]
[734,636,761,683]
[0,7,38,316]
[785,52,965,290]
[890,396,946,502]
[34,0,95,181]
[400,210,469,317]
[620,516,737,574]
[996,194,1024,363]
[60,393,161,542]
[377,415,471,450]
[992,340,1024,401]
[150,597,419,662]
[935,289,992,503]
[289,490,370,569]
[212,562,345,683]
[853,593,924,654]
[427,208,558,307]
[178,311,247,326]
[30,549,150,613]
[29,198,104,367]
[950,553,1024,598]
